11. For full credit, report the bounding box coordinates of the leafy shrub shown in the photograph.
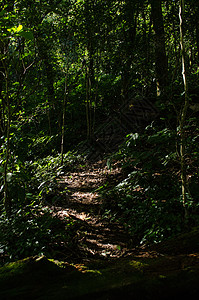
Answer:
[0,204,77,265]
[101,120,199,245]
[101,170,183,244]
[0,151,85,208]
[0,151,85,264]
[27,151,86,204]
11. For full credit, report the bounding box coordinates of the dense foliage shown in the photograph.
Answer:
[0,0,199,262]
[100,117,199,244]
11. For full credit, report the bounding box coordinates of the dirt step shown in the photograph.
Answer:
[53,160,132,261]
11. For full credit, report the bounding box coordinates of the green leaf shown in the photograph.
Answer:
[19,30,34,40]
[0,10,6,17]
[107,158,112,171]
[7,24,23,33]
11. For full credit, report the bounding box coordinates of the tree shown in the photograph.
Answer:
[0,1,35,216]
[0,1,17,216]
[179,0,189,218]
[150,0,168,96]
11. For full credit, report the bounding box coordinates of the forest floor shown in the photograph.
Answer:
[51,159,135,262]
[48,158,199,264]
[1,160,199,299]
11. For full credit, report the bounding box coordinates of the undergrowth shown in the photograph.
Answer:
[0,151,85,265]
[100,118,199,245]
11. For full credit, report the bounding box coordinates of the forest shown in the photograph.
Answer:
[1,0,199,298]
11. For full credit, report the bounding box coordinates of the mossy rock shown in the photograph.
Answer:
[1,253,199,300]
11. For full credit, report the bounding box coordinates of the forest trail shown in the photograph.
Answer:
[2,162,199,300]
[52,160,134,262]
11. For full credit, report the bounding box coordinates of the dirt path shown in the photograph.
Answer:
[53,160,134,261]
[2,161,199,300]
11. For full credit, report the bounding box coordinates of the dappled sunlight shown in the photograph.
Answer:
[48,160,132,261]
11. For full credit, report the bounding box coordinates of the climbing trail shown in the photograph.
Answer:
[52,160,134,262]
[2,161,199,300]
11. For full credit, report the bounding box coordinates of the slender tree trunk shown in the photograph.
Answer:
[195,7,199,64]
[35,32,55,135]
[61,74,67,166]
[93,70,99,135]
[4,120,11,217]
[151,0,168,96]
[85,65,91,140]
[142,10,148,64]
[1,0,14,217]
[0,53,5,136]
[85,46,95,141]
[3,62,11,217]
[179,0,189,218]
[121,0,137,102]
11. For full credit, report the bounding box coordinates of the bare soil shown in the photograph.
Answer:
[51,160,135,261]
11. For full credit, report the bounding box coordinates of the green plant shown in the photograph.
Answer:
[100,119,199,245]
[0,204,77,265]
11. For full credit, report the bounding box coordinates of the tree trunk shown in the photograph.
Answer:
[0,51,5,136]
[179,0,189,218]
[3,61,11,217]
[121,0,137,102]
[61,74,67,166]
[1,0,15,217]
[85,42,96,142]
[85,64,92,141]
[150,0,168,96]
[35,31,56,135]
[195,7,199,64]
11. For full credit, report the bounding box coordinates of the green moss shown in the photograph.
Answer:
[0,257,33,280]
[129,260,148,271]
[1,255,199,299]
